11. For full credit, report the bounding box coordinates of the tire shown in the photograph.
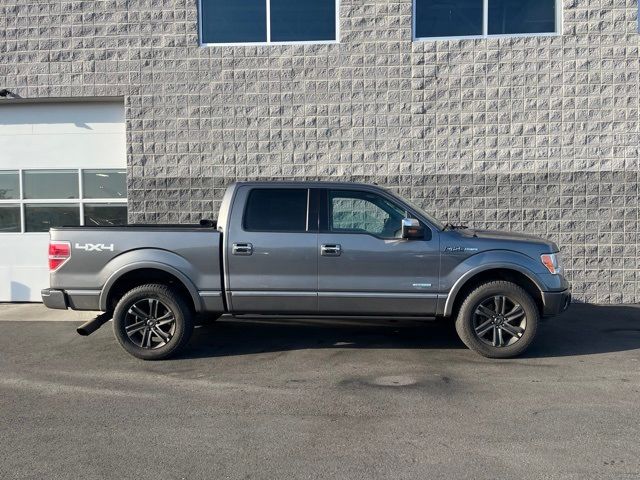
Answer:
[112,283,194,360]
[455,280,539,359]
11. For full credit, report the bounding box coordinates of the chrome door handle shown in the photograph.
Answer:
[232,243,253,256]
[320,244,341,256]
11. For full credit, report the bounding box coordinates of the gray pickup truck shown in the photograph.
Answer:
[42,181,570,360]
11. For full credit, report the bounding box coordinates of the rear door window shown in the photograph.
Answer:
[243,188,308,232]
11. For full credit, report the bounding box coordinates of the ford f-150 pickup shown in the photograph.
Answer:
[42,181,570,360]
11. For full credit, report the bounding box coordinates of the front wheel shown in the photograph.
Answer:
[455,281,539,358]
[113,284,194,360]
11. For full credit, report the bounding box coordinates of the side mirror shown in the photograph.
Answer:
[401,218,424,239]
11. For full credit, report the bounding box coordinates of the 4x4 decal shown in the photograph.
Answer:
[75,243,114,252]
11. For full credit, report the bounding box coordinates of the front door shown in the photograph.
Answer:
[225,186,318,314]
[318,188,440,315]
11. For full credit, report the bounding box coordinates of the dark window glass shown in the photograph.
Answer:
[201,0,267,43]
[0,171,19,199]
[84,203,128,226]
[329,190,406,238]
[415,0,483,38]
[488,0,556,34]
[0,204,20,233]
[83,169,127,199]
[244,189,308,232]
[270,0,336,42]
[24,170,78,199]
[25,204,80,232]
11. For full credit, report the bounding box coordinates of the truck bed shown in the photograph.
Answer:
[48,225,223,312]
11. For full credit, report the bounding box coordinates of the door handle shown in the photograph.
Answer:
[320,244,341,256]
[232,242,253,256]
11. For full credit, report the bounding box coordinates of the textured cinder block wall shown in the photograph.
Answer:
[1,1,639,303]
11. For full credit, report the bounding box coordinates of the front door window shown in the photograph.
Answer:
[328,190,406,239]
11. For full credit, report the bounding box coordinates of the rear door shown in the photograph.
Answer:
[317,188,440,315]
[225,185,318,313]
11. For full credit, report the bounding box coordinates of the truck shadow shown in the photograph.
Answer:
[182,304,640,360]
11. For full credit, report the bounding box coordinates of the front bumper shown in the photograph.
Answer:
[541,289,571,316]
[41,288,68,310]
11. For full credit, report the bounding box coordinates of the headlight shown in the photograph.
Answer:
[541,253,562,275]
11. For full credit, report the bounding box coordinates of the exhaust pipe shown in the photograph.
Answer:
[77,311,113,336]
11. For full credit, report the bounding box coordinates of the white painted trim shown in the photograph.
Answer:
[12,232,50,236]
[482,0,488,36]
[414,32,561,42]
[0,96,125,105]
[556,0,564,34]
[198,0,340,47]
[78,167,85,226]
[0,199,126,204]
[19,168,25,233]
[200,40,339,47]
[412,0,562,42]
[266,0,271,43]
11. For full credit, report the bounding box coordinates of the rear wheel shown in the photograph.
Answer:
[113,283,194,360]
[455,281,539,358]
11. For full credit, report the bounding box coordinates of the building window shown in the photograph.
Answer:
[23,170,79,199]
[0,169,127,233]
[414,0,559,40]
[200,0,338,45]
[82,170,126,199]
[24,204,81,233]
[0,204,21,233]
[83,203,128,227]
[0,171,20,200]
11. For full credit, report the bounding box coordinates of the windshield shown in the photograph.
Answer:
[384,189,445,230]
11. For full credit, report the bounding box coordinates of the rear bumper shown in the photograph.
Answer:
[41,288,101,311]
[541,289,571,316]
[41,288,68,310]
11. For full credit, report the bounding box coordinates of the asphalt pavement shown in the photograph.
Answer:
[0,303,639,480]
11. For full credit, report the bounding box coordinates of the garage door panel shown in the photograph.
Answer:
[0,133,125,170]
[0,103,125,134]
[0,101,126,302]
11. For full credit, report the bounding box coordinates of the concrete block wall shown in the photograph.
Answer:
[1,0,639,303]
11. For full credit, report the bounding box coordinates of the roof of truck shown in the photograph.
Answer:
[232,181,387,188]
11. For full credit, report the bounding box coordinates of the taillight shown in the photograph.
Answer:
[49,241,71,271]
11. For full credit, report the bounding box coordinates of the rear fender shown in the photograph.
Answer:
[98,250,202,312]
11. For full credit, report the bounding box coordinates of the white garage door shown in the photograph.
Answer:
[0,101,126,301]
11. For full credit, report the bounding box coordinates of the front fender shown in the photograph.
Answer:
[440,250,551,317]
[98,249,203,312]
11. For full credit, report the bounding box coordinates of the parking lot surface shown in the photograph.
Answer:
[1,304,639,480]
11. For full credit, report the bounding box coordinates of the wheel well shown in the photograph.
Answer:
[449,269,543,319]
[105,268,196,313]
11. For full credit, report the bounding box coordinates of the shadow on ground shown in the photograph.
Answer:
[183,304,640,360]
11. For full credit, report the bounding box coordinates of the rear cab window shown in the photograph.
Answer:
[243,188,309,232]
